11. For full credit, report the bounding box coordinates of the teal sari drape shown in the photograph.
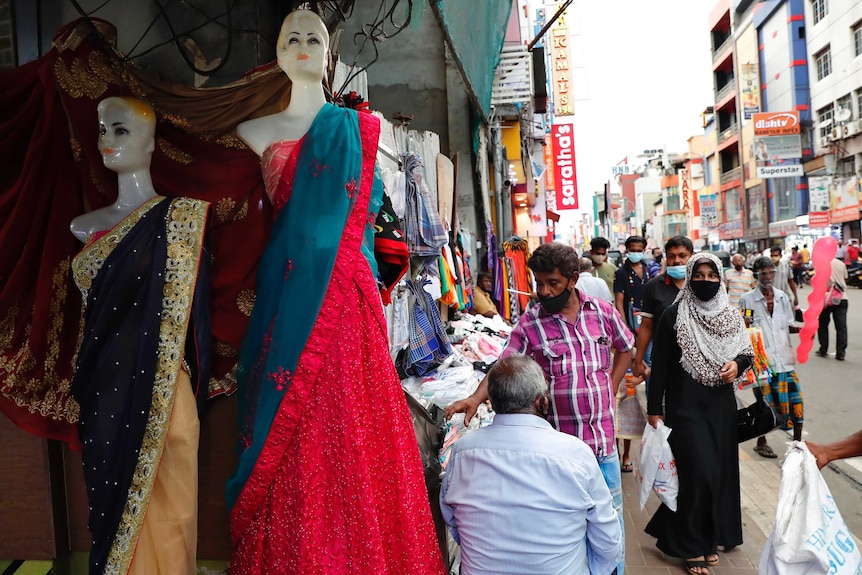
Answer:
[227,104,380,509]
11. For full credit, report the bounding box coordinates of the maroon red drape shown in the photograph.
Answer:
[0,19,293,444]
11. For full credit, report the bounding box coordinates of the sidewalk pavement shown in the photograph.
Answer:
[622,445,774,574]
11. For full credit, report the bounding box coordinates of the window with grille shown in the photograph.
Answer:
[812,0,828,25]
[837,93,852,120]
[818,104,834,138]
[774,178,798,222]
[856,88,862,121]
[815,46,831,80]
[853,20,862,57]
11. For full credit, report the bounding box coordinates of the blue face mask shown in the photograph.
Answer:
[627,252,644,263]
[666,265,687,280]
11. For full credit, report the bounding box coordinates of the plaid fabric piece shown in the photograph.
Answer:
[403,279,452,375]
[403,153,448,258]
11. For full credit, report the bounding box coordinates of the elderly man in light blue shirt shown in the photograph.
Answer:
[440,354,623,575]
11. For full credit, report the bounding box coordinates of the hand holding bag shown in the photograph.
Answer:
[737,394,779,443]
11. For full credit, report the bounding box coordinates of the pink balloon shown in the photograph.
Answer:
[797,236,837,363]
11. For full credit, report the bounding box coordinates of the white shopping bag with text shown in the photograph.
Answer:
[759,441,862,575]
[636,420,678,511]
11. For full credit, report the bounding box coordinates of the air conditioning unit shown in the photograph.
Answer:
[830,126,842,140]
[845,119,862,138]
[820,135,830,148]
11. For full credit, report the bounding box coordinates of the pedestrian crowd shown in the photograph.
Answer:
[443,235,859,575]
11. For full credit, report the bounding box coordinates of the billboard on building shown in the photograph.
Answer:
[753,134,802,162]
[831,176,861,223]
[551,122,578,210]
[752,111,800,136]
[746,185,768,239]
[809,176,831,227]
[740,62,760,119]
[700,194,718,227]
[550,13,573,116]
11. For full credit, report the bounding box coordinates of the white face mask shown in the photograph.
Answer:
[591,254,606,265]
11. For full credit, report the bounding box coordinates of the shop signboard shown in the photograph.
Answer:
[719,219,744,240]
[809,212,830,228]
[752,111,800,136]
[551,122,578,210]
[756,164,804,178]
[753,135,803,162]
[746,185,768,239]
[831,176,861,224]
[740,62,760,119]
[550,15,573,116]
[544,135,555,191]
[768,220,799,237]
[809,176,832,213]
[700,194,718,227]
[808,175,831,228]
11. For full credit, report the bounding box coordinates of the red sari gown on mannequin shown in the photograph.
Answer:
[229,111,444,575]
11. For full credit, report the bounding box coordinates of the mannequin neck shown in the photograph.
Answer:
[115,169,158,208]
[282,80,326,120]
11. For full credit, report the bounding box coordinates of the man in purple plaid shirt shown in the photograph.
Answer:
[446,242,634,575]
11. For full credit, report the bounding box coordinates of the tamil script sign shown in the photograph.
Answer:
[551,122,578,210]
[756,164,804,178]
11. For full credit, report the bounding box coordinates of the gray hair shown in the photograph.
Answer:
[487,355,548,414]
[579,257,593,273]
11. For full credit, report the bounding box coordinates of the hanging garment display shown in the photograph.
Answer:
[403,152,448,270]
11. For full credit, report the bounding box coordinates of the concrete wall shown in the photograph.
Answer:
[336,3,449,146]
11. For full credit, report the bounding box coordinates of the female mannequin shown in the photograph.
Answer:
[70,97,158,243]
[228,8,444,575]
[70,97,211,575]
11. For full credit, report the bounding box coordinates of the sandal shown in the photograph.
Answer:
[705,552,719,566]
[621,462,634,473]
[684,559,711,575]
[754,444,777,458]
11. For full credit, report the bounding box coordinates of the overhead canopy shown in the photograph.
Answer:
[433,0,514,120]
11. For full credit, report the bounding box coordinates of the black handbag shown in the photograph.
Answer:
[737,395,779,443]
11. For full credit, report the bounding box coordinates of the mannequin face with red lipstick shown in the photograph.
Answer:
[276,10,329,84]
[97,97,156,174]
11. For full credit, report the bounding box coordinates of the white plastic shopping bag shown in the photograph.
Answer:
[759,441,862,575]
[635,420,678,511]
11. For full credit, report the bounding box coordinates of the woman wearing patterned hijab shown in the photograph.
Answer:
[644,252,754,575]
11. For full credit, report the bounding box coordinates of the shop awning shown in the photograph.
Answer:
[432,0,514,119]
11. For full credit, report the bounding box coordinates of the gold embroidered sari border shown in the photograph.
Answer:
[71,196,166,301]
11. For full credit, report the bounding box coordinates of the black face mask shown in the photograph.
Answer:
[690,280,721,301]
[539,288,571,314]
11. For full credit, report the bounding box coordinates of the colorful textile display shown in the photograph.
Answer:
[503,237,534,312]
[744,327,775,389]
[0,19,409,443]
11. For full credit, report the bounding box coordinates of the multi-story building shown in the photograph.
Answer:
[710,0,746,247]
[805,0,862,240]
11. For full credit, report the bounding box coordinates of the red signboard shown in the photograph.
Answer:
[551,123,578,210]
[809,212,830,228]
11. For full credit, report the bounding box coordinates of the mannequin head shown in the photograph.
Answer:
[276,9,329,84]
[97,97,156,173]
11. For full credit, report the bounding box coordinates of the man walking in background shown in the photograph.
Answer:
[724,253,756,309]
[590,237,618,293]
[576,257,613,303]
